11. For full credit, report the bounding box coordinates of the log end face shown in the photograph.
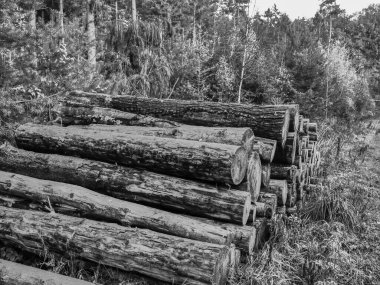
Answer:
[231,146,249,185]
[242,195,252,226]
[246,152,262,202]
[281,110,290,148]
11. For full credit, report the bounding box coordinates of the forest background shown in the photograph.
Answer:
[0,1,380,284]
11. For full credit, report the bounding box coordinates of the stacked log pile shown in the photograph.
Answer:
[0,90,322,284]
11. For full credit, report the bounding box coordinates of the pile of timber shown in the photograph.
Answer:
[0,90,322,285]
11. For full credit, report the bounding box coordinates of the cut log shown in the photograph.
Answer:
[64,90,290,146]
[0,144,251,225]
[308,122,317,133]
[273,132,298,164]
[0,171,246,245]
[71,124,254,148]
[252,218,270,250]
[270,164,297,182]
[283,104,299,132]
[187,215,256,255]
[261,162,271,188]
[0,207,235,285]
[254,137,277,163]
[262,179,288,206]
[0,259,92,285]
[53,104,180,127]
[15,123,249,186]
[257,192,277,219]
[246,152,262,200]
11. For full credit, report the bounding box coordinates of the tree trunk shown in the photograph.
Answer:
[0,259,92,285]
[87,0,96,79]
[72,124,254,147]
[0,144,251,225]
[54,105,180,127]
[253,137,277,163]
[59,0,64,36]
[0,207,235,285]
[262,179,288,206]
[0,171,246,245]
[64,90,290,146]
[131,0,137,23]
[15,123,249,186]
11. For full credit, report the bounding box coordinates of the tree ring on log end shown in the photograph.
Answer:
[230,146,248,185]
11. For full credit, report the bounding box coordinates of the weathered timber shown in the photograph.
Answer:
[15,123,248,185]
[0,171,244,245]
[273,132,298,164]
[261,162,271,188]
[262,179,288,206]
[73,124,254,148]
[187,215,256,255]
[0,207,235,285]
[255,202,273,218]
[54,104,180,127]
[257,193,277,219]
[65,90,290,146]
[252,218,270,250]
[270,164,297,182]
[246,152,262,200]
[0,144,251,224]
[309,132,318,141]
[308,122,317,133]
[253,137,277,162]
[283,104,300,132]
[0,259,93,285]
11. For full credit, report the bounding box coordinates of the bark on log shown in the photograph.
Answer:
[0,144,251,225]
[252,218,270,250]
[283,104,299,132]
[0,207,235,285]
[257,193,277,219]
[262,179,288,206]
[54,104,180,127]
[308,122,317,133]
[246,152,262,201]
[186,215,256,255]
[261,162,271,188]
[252,137,276,163]
[64,90,290,146]
[15,123,249,186]
[270,164,297,182]
[72,124,254,148]
[255,202,273,219]
[0,259,93,285]
[0,171,245,245]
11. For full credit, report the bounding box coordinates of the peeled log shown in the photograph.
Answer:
[253,137,277,163]
[262,179,288,206]
[0,259,92,285]
[54,104,179,127]
[65,90,290,147]
[0,207,235,285]
[261,162,271,187]
[74,124,254,147]
[0,144,250,225]
[15,123,248,186]
[0,171,242,245]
